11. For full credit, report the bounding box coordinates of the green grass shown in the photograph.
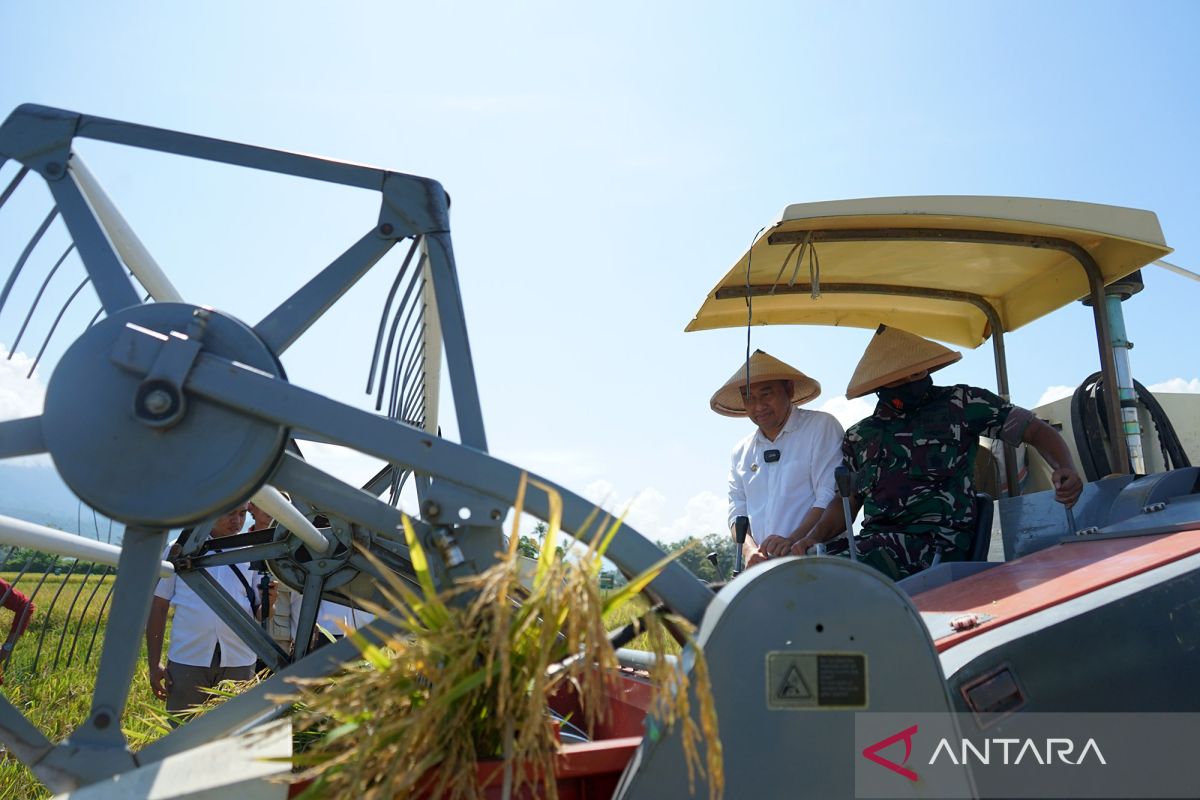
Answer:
[0,572,168,799]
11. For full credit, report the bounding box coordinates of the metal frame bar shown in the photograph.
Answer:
[136,614,401,766]
[43,171,141,313]
[0,104,485,453]
[422,232,487,449]
[69,156,183,303]
[0,417,46,458]
[179,570,289,672]
[254,227,397,356]
[67,527,166,752]
[747,226,1129,476]
[0,513,173,576]
[108,330,713,624]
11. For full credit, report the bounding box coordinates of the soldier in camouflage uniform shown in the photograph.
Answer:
[792,325,1083,580]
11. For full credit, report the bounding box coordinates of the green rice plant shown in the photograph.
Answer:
[290,473,722,800]
[0,571,166,800]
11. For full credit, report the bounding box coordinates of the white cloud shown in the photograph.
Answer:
[656,490,728,543]
[1148,377,1200,394]
[1035,385,1076,408]
[0,347,45,420]
[0,347,50,468]
[815,394,876,431]
[578,482,726,544]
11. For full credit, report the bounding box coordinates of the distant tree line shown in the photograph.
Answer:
[653,533,737,584]
[507,523,739,587]
[0,547,103,574]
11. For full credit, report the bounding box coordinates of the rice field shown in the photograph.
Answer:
[0,575,664,798]
[0,572,167,799]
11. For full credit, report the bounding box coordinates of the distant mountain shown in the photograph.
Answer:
[0,460,123,543]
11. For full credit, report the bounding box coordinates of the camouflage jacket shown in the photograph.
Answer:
[843,384,1031,557]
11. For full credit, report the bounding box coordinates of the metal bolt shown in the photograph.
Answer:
[44,162,62,177]
[379,223,394,236]
[193,308,211,319]
[94,712,111,729]
[490,509,502,521]
[142,389,173,415]
[425,502,440,518]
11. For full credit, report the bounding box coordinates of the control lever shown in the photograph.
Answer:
[834,466,858,562]
[706,551,727,583]
[733,515,749,576]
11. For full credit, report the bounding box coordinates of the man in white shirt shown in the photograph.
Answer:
[712,350,844,568]
[145,503,259,720]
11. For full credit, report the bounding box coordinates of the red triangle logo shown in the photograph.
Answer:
[862,724,919,782]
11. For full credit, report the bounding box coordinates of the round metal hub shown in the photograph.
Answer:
[42,303,288,528]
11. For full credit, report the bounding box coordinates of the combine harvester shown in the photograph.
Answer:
[0,105,1197,798]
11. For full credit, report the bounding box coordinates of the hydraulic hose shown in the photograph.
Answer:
[1070,372,1191,481]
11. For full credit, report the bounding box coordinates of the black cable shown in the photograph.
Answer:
[1070,372,1191,480]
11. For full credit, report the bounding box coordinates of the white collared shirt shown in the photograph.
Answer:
[727,406,844,541]
[154,554,259,668]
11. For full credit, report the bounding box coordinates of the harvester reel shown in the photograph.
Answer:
[43,303,288,528]
[0,104,714,795]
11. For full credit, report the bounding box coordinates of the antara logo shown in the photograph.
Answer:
[930,737,1106,766]
[862,724,920,781]
[862,725,1108,781]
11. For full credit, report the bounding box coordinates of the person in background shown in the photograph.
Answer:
[249,502,297,655]
[145,503,259,722]
[0,578,35,685]
[713,350,844,569]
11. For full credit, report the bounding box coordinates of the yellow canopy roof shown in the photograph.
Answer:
[686,196,1172,347]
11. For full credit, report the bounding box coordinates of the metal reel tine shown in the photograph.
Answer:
[8,243,75,356]
[0,206,59,320]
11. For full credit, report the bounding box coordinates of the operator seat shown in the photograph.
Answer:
[970,492,994,561]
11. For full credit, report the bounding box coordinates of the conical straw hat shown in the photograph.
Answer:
[710,350,821,417]
[845,325,961,399]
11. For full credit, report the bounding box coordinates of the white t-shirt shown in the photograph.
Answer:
[154,555,259,668]
[727,406,844,542]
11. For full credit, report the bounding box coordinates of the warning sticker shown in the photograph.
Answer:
[766,651,867,710]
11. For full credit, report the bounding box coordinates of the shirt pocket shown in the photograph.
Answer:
[908,413,964,480]
[907,424,964,482]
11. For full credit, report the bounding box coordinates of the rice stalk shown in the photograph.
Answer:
[289,473,722,799]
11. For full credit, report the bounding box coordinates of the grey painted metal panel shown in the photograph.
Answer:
[617,557,971,798]
[942,553,1200,713]
[999,476,1133,559]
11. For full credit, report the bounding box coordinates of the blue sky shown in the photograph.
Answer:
[1,2,1197,542]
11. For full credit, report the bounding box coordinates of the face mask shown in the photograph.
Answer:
[876,375,933,412]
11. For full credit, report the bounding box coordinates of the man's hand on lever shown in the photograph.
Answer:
[1023,417,1084,508]
[757,534,793,558]
[1051,467,1083,507]
[789,497,850,556]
